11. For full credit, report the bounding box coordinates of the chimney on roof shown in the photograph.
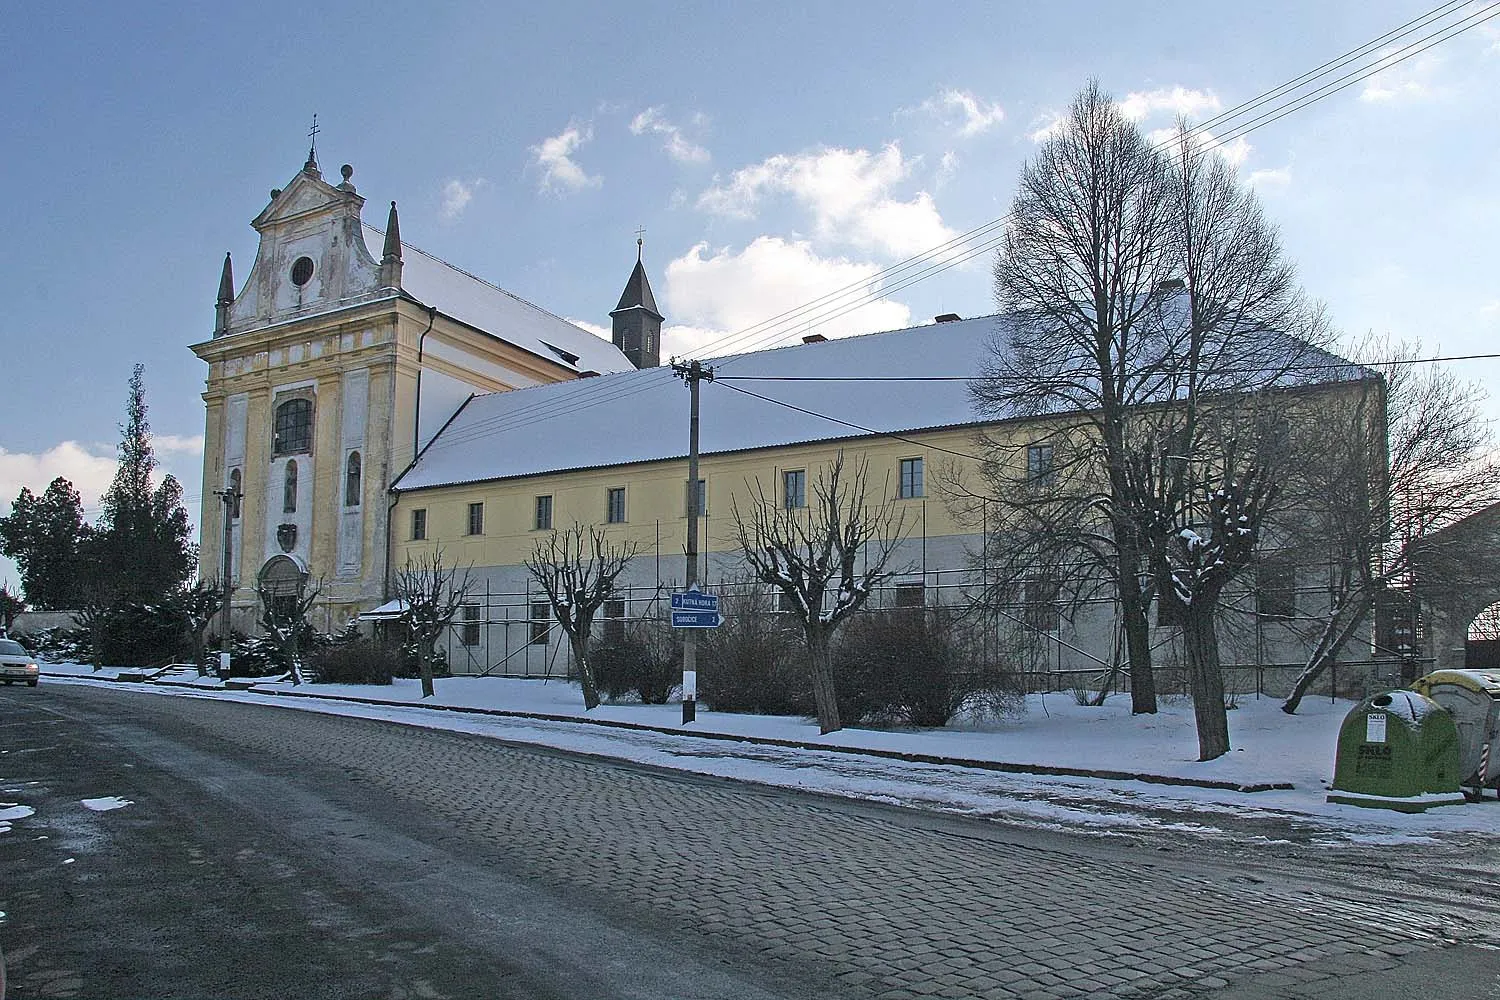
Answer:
[934,313,961,323]
[802,333,827,344]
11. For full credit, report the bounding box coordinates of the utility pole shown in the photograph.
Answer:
[674,359,713,723]
[213,486,241,678]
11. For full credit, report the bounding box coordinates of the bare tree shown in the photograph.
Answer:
[176,579,223,676]
[1156,452,1277,760]
[525,524,638,710]
[732,454,909,734]
[0,583,23,633]
[257,578,321,686]
[394,546,475,699]
[1280,342,1500,712]
[75,577,117,671]
[974,81,1179,714]
[974,86,1332,736]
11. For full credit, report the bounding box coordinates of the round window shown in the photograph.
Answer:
[290,256,315,286]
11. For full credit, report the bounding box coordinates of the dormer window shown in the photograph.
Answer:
[290,256,315,287]
[273,399,312,456]
[540,341,580,367]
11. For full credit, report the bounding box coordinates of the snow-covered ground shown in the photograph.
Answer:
[37,662,1500,844]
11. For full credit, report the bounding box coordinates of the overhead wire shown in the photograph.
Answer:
[686,0,1498,362]
[388,2,1500,470]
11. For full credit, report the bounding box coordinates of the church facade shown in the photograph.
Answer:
[190,150,637,631]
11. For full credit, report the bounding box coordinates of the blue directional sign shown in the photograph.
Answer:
[670,610,723,628]
[671,590,719,613]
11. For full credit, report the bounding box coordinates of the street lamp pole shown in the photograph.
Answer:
[213,486,241,677]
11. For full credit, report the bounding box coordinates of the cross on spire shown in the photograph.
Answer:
[308,113,320,155]
[635,226,646,260]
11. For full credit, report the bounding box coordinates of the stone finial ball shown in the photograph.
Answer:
[270,188,282,199]
[341,164,354,181]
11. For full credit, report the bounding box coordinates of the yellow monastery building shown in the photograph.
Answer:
[194,152,1381,684]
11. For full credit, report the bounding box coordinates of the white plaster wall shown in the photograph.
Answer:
[337,368,370,576]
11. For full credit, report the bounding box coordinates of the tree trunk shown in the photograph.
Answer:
[572,632,600,710]
[419,637,436,698]
[1282,592,1373,715]
[1182,603,1230,761]
[1115,535,1157,714]
[806,627,842,734]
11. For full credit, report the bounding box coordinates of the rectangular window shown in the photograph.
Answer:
[894,582,925,608]
[606,487,626,524]
[1027,443,1056,487]
[467,502,484,536]
[685,479,706,517]
[899,457,924,499]
[411,508,427,541]
[1257,561,1297,620]
[460,603,481,647]
[530,602,551,645]
[602,598,626,645]
[1023,578,1060,632]
[535,495,553,531]
[783,469,807,509]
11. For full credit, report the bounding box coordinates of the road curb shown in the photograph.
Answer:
[136,677,1292,794]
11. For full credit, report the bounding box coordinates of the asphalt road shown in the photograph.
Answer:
[1,681,1497,1000]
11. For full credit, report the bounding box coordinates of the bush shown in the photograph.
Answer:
[593,616,679,703]
[97,601,192,667]
[833,607,1013,728]
[699,586,811,715]
[308,638,400,685]
[18,627,90,663]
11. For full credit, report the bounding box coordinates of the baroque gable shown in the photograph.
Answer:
[224,163,385,337]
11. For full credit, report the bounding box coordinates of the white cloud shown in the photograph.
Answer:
[1026,110,1065,144]
[567,318,612,341]
[937,150,959,185]
[439,178,485,220]
[530,123,602,193]
[919,89,1006,137]
[1119,86,1222,122]
[1148,126,1252,168]
[1247,165,1293,191]
[662,236,912,357]
[0,442,118,518]
[629,107,710,164]
[697,144,957,258]
[1359,52,1444,103]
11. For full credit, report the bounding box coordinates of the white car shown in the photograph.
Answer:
[0,638,39,686]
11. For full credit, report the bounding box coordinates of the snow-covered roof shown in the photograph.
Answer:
[394,312,1375,492]
[361,225,633,376]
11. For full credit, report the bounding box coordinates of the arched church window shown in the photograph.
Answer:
[228,468,242,519]
[283,461,298,514]
[273,399,313,456]
[344,451,362,508]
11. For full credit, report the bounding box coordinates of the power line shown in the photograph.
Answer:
[685,1,1497,361]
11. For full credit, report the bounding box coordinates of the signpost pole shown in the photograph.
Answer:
[675,359,713,724]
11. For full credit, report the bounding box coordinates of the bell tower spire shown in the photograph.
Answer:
[609,234,663,369]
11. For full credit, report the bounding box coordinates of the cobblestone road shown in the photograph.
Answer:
[5,683,1498,999]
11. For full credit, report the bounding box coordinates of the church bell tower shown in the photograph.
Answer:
[609,238,663,369]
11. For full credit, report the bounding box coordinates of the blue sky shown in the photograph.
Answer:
[2,2,1498,592]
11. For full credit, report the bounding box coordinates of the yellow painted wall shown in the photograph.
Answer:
[393,423,1008,571]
